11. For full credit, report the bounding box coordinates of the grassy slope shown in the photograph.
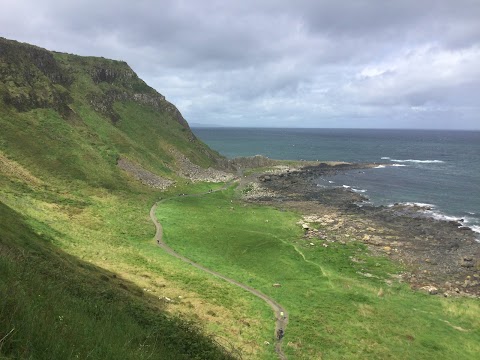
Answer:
[0,39,260,359]
[0,201,233,360]
[0,174,275,359]
[157,188,480,359]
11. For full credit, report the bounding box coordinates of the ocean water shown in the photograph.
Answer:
[193,128,480,235]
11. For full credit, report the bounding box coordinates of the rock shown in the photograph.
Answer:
[420,285,438,295]
[460,259,474,268]
[272,283,282,288]
[302,223,309,230]
[264,341,270,345]
[383,246,392,252]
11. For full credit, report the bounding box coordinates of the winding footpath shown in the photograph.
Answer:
[150,190,289,360]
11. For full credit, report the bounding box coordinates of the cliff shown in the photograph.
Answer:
[0,37,223,188]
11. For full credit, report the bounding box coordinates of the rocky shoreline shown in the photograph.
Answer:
[241,162,480,297]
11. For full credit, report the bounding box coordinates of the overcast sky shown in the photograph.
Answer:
[1,0,480,129]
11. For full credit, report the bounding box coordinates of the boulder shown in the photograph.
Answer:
[460,259,474,268]
[420,285,438,295]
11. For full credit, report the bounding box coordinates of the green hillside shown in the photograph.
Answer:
[0,37,221,189]
[0,201,232,360]
[0,38,246,359]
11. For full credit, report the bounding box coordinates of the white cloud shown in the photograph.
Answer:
[1,0,479,129]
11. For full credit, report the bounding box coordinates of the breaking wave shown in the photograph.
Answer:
[390,159,444,164]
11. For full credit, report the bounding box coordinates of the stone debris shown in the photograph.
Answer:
[242,182,277,200]
[118,158,174,189]
[420,285,439,295]
[173,150,235,183]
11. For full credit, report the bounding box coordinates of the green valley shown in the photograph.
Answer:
[1,37,479,360]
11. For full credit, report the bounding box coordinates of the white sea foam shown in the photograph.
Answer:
[471,225,480,234]
[393,202,474,225]
[391,164,407,167]
[426,211,462,223]
[390,159,444,164]
[374,165,386,169]
[342,185,351,189]
[401,202,435,209]
[352,188,367,193]
[471,226,480,243]
[328,180,335,184]
[381,157,391,160]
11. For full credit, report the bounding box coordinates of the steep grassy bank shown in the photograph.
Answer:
[157,188,480,359]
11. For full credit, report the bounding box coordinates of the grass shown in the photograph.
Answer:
[157,187,480,359]
[0,178,277,359]
[0,201,235,360]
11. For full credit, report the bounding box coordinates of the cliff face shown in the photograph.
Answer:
[0,37,222,187]
[0,38,73,115]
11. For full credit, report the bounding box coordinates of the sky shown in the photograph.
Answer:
[1,0,480,129]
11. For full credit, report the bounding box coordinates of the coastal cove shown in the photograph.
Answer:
[193,128,480,237]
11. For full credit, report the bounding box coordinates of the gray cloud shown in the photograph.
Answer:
[1,0,479,129]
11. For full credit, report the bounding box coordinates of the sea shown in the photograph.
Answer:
[193,128,480,238]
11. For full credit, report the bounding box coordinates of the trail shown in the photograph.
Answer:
[150,188,289,360]
[244,229,335,290]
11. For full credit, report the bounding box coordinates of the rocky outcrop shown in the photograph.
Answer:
[0,37,74,116]
[90,66,135,84]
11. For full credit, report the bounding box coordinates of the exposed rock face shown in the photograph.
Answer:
[90,66,135,84]
[0,37,73,116]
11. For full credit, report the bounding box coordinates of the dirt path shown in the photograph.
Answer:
[150,189,289,359]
